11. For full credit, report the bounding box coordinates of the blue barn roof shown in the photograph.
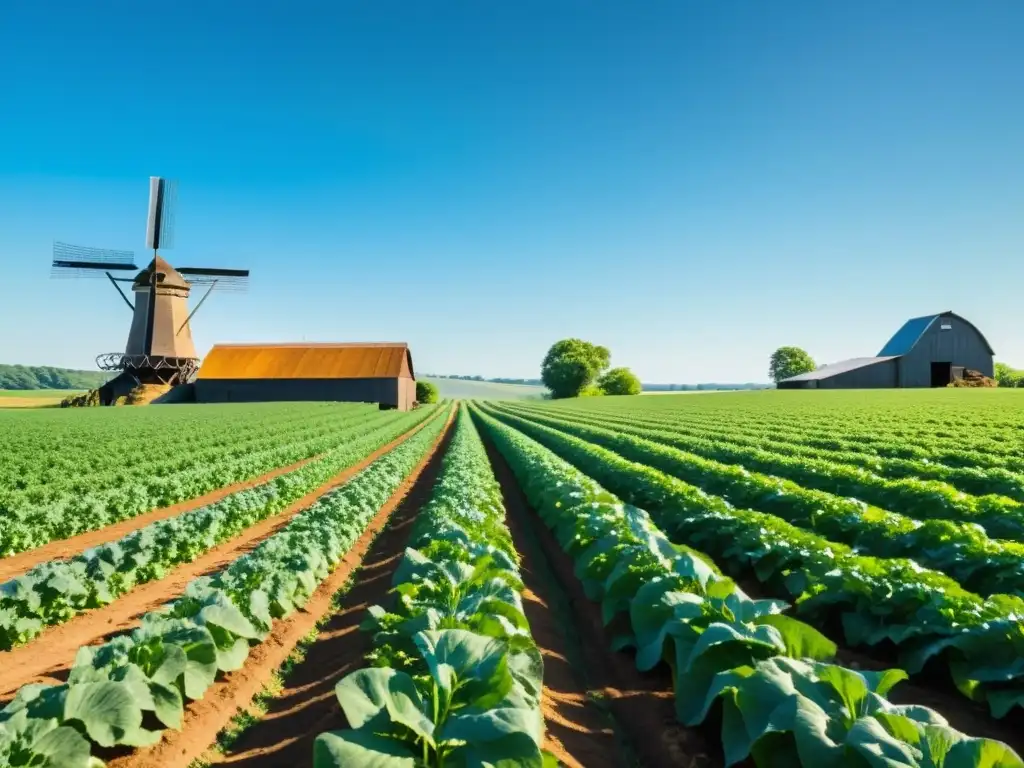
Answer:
[877,314,938,356]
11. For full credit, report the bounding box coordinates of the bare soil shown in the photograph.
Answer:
[103,409,455,768]
[488,443,630,768]
[0,415,440,702]
[481,435,719,768]
[196,417,457,767]
[0,455,322,582]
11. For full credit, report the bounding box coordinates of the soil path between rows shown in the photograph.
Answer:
[483,438,628,768]
[481,432,721,768]
[0,414,440,702]
[0,454,324,583]
[104,409,455,768]
[198,415,457,767]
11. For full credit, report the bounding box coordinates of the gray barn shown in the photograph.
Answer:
[778,311,994,389]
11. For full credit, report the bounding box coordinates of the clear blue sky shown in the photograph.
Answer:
[1,1,1022,383]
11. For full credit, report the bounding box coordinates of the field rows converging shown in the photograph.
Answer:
[2,392,1023,767]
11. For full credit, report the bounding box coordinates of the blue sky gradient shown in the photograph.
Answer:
[1,1,1021,382]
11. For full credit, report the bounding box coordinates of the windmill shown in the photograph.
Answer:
[51,177,249,390]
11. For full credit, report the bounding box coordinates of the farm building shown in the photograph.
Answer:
[193,342,417,409]
[778,311,994,389]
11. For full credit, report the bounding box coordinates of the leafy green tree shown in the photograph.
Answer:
[540,339,611,399]
[598,366,642,396]
[995,362,1023,388]
[769,346,816,383]
[415,380,439,404]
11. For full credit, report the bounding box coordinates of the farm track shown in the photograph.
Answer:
[483,433,719,768]
[196,415,457,767]
[0,454,323,582]
[103,410,456,768]
[0,415,438,702]
[483,437,634,768]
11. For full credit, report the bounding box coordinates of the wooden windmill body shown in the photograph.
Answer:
[51,177,249,391]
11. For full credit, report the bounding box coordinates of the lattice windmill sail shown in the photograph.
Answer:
[51,177,250,387]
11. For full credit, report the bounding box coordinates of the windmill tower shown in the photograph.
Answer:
[51,177,249,396]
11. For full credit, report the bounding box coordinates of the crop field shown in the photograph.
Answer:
[1,391,1023,767]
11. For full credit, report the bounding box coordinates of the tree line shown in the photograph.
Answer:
[0,365,110,391]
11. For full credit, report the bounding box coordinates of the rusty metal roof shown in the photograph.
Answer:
[197,342,415,381]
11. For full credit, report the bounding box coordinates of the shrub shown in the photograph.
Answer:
[598,367,642,396]
[415,380,439,404]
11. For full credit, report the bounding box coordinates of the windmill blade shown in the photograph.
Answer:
[179,266,250,292]
[51,241,138,278]
[145,177,178,250]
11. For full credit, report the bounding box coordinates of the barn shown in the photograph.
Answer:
[193,342,417,410]
[778,311,994,389]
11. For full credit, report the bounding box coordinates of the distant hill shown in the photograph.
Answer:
[422,377,546,401]
[0,364,110,391]
[424,373,771,394]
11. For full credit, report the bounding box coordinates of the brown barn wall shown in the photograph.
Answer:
[897,315,994,387]
[194,377,410,410]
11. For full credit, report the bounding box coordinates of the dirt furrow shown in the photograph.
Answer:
[105,411,455,768]
[481,434,719,768]
[487,441,629,768]
[0,454,323,582]
[193,418,457,768]
[0,416,439,701]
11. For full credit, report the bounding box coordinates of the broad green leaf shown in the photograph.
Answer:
[334,667,433,744]
[63,681,144,748]
[755,614,837,661]
[415,629,513,711]
[312,730,417,768]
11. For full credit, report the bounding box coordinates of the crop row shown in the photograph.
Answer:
[530,403,1024,502]
[0,406,450,767]
[477,403,1024,719]
[0,405,441,650]
[315,405,551,766]
[561,399,1024,473]
[470,405,1022,766]
[0,406,404,557]
[495,404,1024,586]
[0,402,374,482]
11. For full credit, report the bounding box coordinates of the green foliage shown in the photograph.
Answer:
[995,362,1024,388]
[769,346,816,383]
[598,366,642,396]
[0,404,415,558]
[471,404,1022,765]
[540,338,610,399]
[0,407,451,762]
[315,408,552,766]
[0,407,440,650]
[0,364,110,391]
[415,380,440,404]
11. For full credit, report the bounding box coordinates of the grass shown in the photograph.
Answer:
[0,389,83,408]
[424,377,547,401]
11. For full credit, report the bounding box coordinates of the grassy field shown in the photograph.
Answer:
[423,376,547,400]
[0,389,82,408]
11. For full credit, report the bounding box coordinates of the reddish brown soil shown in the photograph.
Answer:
[102,409,455,768]
[490,445,629,768]
[0,414,440,702]
[0,455,322,582]
[482,436,718,768]
[196,417,457,767]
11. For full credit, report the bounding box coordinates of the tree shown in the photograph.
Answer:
[769,346,816,383]
[598,366,642,396]
[995,362,1023,388]
[415,380,439,404]
[540,339,611,399]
